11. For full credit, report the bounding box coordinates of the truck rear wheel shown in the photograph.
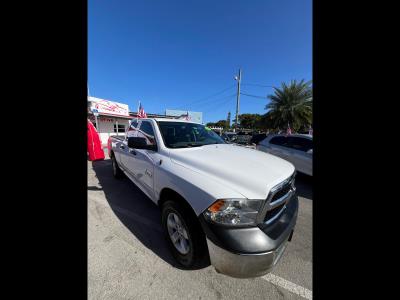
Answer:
[111,155,123,179]
[161,201,209,269]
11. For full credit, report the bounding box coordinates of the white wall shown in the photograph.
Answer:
[94,117,130,145]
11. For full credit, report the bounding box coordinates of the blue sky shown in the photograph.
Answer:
[88,0,312,124]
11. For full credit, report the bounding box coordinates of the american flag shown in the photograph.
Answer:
[179,111,190,121]
[286,123,292,135]
[137,102,147,118]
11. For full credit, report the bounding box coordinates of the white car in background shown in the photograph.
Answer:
[257,134,313,176]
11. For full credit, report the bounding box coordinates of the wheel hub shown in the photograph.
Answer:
[166,212,190,255]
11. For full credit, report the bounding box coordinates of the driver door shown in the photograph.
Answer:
[131,120,157,199]
[120,120,139,175]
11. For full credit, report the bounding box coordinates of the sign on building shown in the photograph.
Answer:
[165,109,203,124]
[88,96,130,117]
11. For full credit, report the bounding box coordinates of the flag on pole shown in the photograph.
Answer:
[179,111,190,121]
[184,111,190,121]
[137,101,147,118]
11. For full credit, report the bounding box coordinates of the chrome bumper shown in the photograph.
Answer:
[206,236,289,278]
[200,192,298,278]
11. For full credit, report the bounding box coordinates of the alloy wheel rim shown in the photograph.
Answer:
[166,212,190,255]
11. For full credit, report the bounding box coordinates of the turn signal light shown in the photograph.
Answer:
[207,200,225,213]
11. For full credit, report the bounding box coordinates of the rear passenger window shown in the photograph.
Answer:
[287,137,313,152]
[139,121,155,137]
[138,121,156,145]
[130,120,138,129]
[126,119,139,138]
[270,136,287,146]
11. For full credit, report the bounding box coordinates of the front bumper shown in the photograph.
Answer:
[200,193,298,278]
[206,233,290,278]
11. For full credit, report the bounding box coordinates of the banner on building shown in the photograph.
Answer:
[89,96,130,117]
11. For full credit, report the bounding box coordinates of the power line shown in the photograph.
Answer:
[202,94,236,113]
[187,93,237,109]
[240,92,268,99]
[242,83,275,88]
[185,84,236,106]
[202,94,237,110]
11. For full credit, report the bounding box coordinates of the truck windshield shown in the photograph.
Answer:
[157,122,226,148]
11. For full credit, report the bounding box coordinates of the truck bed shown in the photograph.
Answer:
[110,135,125,141]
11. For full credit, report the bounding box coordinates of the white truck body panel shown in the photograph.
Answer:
[109,118,295,215]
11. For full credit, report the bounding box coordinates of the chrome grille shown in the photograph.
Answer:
[259,173,296,225]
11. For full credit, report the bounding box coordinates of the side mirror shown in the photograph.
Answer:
[127,137,157,151]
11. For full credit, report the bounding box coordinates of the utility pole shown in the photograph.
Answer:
[234,68,242,131]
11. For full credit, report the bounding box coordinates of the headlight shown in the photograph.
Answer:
[203,199,264,226]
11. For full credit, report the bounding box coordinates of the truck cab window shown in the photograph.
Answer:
[127,119,139,138]
[138,120,156,145]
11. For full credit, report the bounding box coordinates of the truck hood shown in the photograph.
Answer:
[168,144,295,199]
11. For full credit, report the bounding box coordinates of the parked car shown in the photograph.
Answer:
[250,133,268,145]
[108,118,298,278]
[234,132,253,145]
[257,134,312,176]
[221,132,237,143]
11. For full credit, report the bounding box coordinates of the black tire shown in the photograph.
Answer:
[111,155,123,179]
[161,201,209,269]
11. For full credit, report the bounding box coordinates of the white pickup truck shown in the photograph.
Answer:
[107,118,298,278]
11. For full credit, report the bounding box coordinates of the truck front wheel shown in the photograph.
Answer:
[161,201,208,269]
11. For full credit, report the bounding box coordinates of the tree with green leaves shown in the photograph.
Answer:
[215,120,228,128]
[265,79,312,132]
[238,113,262,129]
[206,120,227,128]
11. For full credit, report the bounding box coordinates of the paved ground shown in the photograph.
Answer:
[88,157,312,300]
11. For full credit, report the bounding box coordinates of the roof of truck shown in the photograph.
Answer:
[134,117,201,124]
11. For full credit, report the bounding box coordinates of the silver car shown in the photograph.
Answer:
[257,134,313,176]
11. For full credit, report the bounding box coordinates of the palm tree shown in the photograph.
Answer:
[265,80,312,132]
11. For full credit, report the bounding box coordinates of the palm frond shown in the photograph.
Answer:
[262,79,312,131]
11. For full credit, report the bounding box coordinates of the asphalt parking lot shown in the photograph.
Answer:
[88,157,312,300]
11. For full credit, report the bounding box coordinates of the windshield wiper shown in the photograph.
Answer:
[170,142,221,148]
[169,144,202,148]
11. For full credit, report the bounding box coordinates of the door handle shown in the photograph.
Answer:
[130,149,137,155]
[120,145,125,149]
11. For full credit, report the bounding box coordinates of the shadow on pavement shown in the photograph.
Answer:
[88,186,103,191]
[90,159,312,271]
[294,172,313,200]
[91,159,200,270]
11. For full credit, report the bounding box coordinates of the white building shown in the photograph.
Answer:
[88,96,131,145]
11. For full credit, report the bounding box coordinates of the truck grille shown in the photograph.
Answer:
[262,173,296,225]
[265,203,286,221]
[270,183,292,204]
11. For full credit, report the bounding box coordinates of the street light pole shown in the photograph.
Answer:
[235,68,242,131]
